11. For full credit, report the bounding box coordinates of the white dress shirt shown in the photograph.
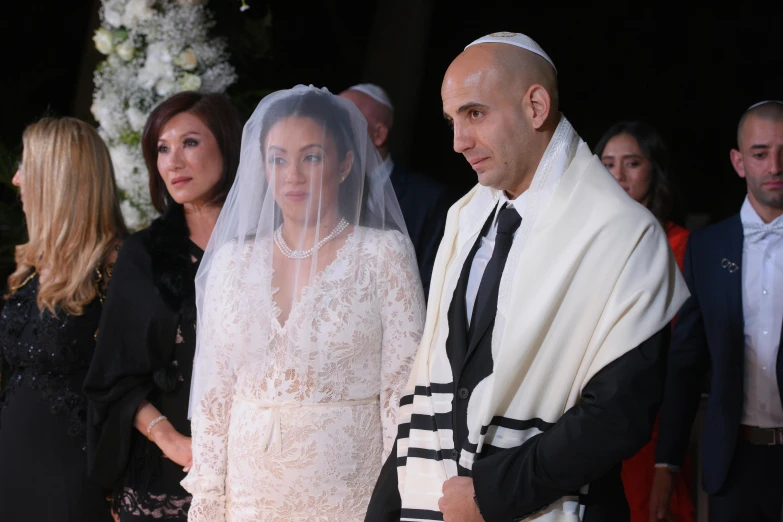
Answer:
[740,197,783,428]
[462,131,578,327]
[465,192,527,327]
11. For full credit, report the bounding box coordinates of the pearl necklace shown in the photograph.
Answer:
[274,218,349,259]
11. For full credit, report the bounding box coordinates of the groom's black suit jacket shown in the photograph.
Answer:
[365,211,671,522]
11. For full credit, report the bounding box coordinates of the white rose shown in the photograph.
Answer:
[180,73,202,92]
[125,107,148,132]
[156,77,176,96]
[137,43,174,88]
[148,42,173,65]
[174,49,198,71]
[116,40,136,61]
[122,0,155,28]
[136,68,156,90]
[93,28,114,55]
[104,7,123,27]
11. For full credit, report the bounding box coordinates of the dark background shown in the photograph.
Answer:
[1,0,782,243]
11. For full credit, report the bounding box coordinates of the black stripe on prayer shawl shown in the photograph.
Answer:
[429,382,453,393]
[397,413,451,438]
[457,442,543,471]
[479,415,555,435]
[414,385,431,396]
[457,418,557,466]
[398,388,427,409]
[410,413,439,431]
[409,382,453,398]
[406,448,453,461]
[400,508,445,521]
[406,448,440,461]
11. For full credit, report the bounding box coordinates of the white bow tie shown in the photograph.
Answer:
[743,219,783,243]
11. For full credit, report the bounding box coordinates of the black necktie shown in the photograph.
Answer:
[470,204,523,336]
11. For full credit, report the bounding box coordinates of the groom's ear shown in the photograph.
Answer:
[339,151,355,182]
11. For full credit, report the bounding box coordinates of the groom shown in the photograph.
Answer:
[365,32,688,522]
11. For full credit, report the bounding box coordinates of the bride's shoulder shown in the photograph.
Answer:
[354,226,414,255]
[209,234,272,270]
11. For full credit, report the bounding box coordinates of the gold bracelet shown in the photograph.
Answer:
[146,415,168,440]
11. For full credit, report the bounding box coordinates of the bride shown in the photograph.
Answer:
[182,86,425,521]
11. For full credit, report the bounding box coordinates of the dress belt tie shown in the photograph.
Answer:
[235,395,379,453]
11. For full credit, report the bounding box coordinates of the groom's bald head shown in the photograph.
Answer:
[441,38,560,197]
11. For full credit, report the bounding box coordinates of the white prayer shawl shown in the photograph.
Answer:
[396,116,689,521]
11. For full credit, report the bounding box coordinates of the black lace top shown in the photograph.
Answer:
[0,272,104,448]
[84,205,202,521]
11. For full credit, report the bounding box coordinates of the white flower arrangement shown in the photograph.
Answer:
[92,0,237,230]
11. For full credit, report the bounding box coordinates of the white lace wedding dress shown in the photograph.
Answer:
[182,228,425,522]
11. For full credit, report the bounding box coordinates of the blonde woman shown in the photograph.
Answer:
[0,117,127,521]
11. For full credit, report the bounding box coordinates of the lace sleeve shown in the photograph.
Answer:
[181,246,238,522]
[378,230,426,459]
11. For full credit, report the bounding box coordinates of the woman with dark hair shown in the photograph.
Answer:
[595,121,689,267]
[182,86,424,521]
[85,91,242,522]
[596,122,695,522]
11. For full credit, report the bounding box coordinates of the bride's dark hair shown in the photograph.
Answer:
[258,89,384,227]
[259,90,357,165]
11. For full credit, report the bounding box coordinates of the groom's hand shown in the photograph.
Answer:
[439,476,484,522]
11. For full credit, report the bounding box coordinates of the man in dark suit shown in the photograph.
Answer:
[339,83,452,296]
[365,32,687,522]
[652,101,783,522]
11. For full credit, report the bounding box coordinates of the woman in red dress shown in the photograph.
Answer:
[596,121,695,522]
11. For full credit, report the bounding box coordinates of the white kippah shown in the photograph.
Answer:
[747,100,783,111]
[347,83,394,111]
[465,31,556,74]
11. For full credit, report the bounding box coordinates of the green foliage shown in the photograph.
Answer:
[112,28,129,43]
[118,130,141,147]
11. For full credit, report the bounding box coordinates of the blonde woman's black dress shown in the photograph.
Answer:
[0,272,113,521]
